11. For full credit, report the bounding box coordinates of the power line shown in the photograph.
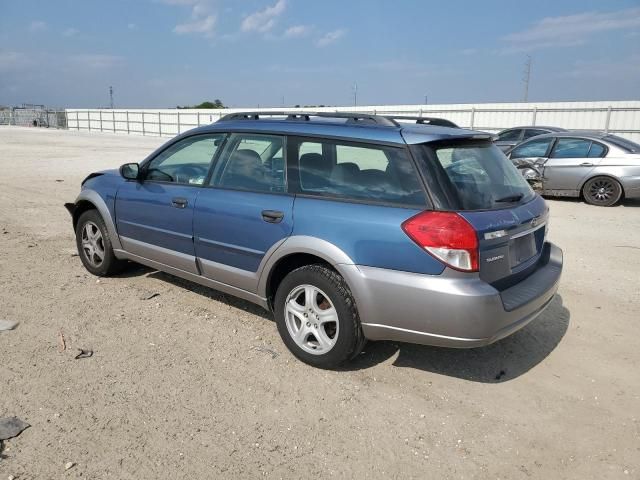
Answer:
[522,56,532,102]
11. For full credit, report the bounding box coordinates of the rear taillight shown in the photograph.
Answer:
[402,211,479,272]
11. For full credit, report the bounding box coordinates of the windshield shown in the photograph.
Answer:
[412,141,535,211]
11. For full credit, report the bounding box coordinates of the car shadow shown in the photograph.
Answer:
[542,195,640,208]
[115,265,569,382]
[344,294,570,383]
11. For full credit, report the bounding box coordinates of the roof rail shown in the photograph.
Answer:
[218,111,399,127]
[383,115,459,128]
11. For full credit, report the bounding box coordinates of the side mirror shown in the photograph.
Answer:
[119,163,140,180]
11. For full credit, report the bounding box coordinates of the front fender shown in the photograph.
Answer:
[72,189,123,251]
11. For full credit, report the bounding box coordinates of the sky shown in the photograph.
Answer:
[1,0,639,108]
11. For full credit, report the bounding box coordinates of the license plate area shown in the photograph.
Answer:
[510,233,536,267]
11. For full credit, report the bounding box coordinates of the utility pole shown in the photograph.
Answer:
[522,55,532,102]
[109,86,114,109]
[424,94,428,105]
[353,83,358,107]
[281,95,285,107]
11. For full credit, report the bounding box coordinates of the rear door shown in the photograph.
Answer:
[543,137,605,192]
[193,133,293,293]
[115,134,224,274]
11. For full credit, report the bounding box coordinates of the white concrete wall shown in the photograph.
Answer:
[66,100,640,142]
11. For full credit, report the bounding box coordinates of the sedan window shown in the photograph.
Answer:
[588,142,607,158]
[523,129,549,139]
[497,129,522,141]
[551,138,592,159]
[510,137,554,159]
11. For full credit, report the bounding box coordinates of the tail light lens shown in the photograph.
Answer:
[402,211,479,272]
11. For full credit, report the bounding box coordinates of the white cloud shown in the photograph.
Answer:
[62,28,78,37]
[70,54,125,69]
[316,29,346,47]
[284,25,312,38]
[241,0,286,33]
[29,20,46,32]
[164,0,217,38]
[503,7,640,52]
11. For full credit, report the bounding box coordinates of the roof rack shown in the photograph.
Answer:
[218,111,399,127]
[383,115,459,128]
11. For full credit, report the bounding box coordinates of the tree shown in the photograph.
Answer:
[177,99,225,109]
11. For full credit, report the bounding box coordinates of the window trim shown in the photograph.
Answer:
[138,132,228,187]
[497,128,524,142]
[287,135,430,209]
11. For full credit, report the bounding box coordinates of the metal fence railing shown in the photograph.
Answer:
[64,103,640,142]
[0,108,68,128]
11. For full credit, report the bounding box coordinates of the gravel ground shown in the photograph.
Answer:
[0,126,639,479]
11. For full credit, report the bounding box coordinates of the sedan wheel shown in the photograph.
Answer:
[583,176,622,207]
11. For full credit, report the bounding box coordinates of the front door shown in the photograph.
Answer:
[193,133,294,293]
[115,133,225,274]
[543,137,604,193]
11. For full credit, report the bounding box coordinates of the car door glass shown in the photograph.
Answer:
[551,138,592,159]
[588,142,606,158]
[145,134,224,185]
[510,138,553,159]
[497,129,522,141]
[523,129,548,140]
[213,134,286,193]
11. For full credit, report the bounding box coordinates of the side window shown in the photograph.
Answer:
[523,129,548,140]
[551,138,592,159]
[510,138,554,159]
[588,142,606,158]
[145,134,224,185]
[212,133,286,193]
[297,139,426,206]
[497,129,522,141]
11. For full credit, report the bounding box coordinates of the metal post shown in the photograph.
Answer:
[158,111,162,137]
[126,110,130,134]
[9,109,13,126]
[88,111,91,131]
[64,110,68,130]
[177,111,181,134]
[197,111,201,127]
[142,111,145,136]
[76,111,79,130]
[531,107,537,126]
[604,106,612,134]
[99,110,103,132]
[470,107,475,129]
[112,110,116,133]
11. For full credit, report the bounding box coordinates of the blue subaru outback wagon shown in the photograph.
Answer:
[66,112,563,368]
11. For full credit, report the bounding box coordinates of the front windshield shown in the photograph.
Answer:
[413,142,535,210]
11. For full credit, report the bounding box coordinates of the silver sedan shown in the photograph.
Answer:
[506,132,640,206]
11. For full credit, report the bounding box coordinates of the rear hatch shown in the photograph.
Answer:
[410,138,548,288]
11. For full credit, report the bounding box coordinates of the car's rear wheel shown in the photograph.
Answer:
[75,209,126,276]
[274,264,365,368]
[582,176,622,207]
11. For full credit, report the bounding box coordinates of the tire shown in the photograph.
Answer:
[582,176,623,207]
[75,209,127,276]
[274,264,366,368]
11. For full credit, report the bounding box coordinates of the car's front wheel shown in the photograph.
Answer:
[274,264,365,368]
[582,176,622,207]
[75,209,126,276]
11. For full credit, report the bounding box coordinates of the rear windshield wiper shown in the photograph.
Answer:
[494,193,524,203]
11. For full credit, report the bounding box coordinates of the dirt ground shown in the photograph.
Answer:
[0,126,639,479]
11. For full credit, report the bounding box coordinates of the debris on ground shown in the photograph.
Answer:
[58,331,66,352]
[64,462,76,470]
[55,179,64,182]
[0,320,18,332]
[140,292,160,300]
[0,417,30,440]
[74,349,93,359]
[250,345,279,359]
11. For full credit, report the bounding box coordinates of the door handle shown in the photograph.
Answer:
[171,197,188,209]
[580,162,594,167]
[261,210,284,223]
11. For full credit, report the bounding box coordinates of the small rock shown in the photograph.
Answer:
[65,462,75,471]
[140,292,160,301]
[8,475,16,480]
[0,320,19,332]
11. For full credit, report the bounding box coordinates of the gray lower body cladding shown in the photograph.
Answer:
[347,242,563,348]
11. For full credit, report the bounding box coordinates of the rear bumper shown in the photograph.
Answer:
[620,175,640,199]
[344,242,563,348]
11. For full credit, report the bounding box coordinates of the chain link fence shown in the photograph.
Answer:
[0,106,68,129]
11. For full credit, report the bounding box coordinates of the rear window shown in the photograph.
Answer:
[412,142,535,211]
[296,139,426,206]
[604,135,640,153]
